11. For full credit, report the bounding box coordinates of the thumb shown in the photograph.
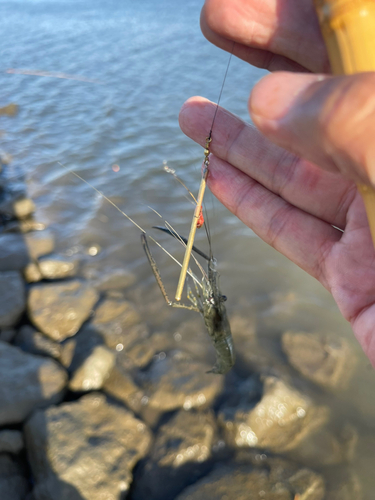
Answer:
[249,72,375,186]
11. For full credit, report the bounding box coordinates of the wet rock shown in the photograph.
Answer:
[176,462,325,500]
[14,325,62,360]
[124,339,155,368]
[91,297,146,349]
[289,422,358,467]
[132,410,217,500]
[282,331,357,390]
[94,268,136,291]
[0,341,67,425]
[64,324,104,371]
[24,393,152,500]
[4,219,46,233]
[141,352,223,426]
[0,103,18,116]
[28,280,99,341]
[0,234,30,271]
[24,230,54,260]
[0,328,16,342]
[0,271,25,328]
[0,194,35,220]
[0,430,24,454]
[219,376,329,454]
[24,262,43,283]
[69,345,116,391]
[38,255,79,280]
[104,351,223,426]
[0,454,29,500]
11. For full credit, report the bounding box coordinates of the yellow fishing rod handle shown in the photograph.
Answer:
[314,0,375,246]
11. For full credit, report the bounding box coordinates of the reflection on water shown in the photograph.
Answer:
[1,0,375,497]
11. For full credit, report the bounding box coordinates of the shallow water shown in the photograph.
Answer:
[1,0,375,497]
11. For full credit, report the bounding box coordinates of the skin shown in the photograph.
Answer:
[179,0,375,366]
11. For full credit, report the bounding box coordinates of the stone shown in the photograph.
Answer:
[28,280,99,341]
[38,255,78,280]
[132,410,217,500]
[14,325,62,360]
[91,297,146,349]
[24,230,54,260]
[24,393,152,500]
[219,376,329,453]
[0,103,18,116]
[0,234,30,271]
[4,219,46,233]
[0,454,29,500]
[24,262,43,283]
[0,328,16,342]
[94,268,136,291]
[282,331,357,390]
[0,195,35,220]
[176,462,325,500]
[0,341,67,425]
[0,430,24,454]
[69,345,116,391]
[0,271,25,328]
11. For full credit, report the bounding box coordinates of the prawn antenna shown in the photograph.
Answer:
[175,41,235,302]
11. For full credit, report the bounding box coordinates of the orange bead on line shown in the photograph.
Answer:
[197,206,204,228]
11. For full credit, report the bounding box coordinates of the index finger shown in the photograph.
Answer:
[201,0,329,73]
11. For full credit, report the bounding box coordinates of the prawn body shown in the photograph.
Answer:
[200,258,235,374]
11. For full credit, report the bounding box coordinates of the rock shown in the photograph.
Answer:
[94,268,136,291]
[14,325,62,360]
[0,271,25,328]
[0,430,24,454]
[326,468,362,500]
[24,230,54,260]
[4,219,46,233]
[219,376,329,453]
[0,150,13,165]
[0,194,35,220]
[132,410,217,500]
[38,255,78,280]
[0,328,16,342]
[104,351,223,426]
[176,462,325,500]
[28,280,99,341]
[69,345,115,391]
[124,339,155,368]
[91,297,146,349]
[0,234,30,271]
[64,324,104,372]
[24,393,152,500]
[0,454,29,500]
[24,262,43,283]
[282,331,357,390]
[0,103,18,116]
[0,341,67,425]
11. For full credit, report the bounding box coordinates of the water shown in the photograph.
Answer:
[1,0,375,497]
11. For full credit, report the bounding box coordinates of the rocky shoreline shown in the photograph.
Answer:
[0,151,363,499]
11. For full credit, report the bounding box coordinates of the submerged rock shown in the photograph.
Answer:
[0,453,29,500]
[69,345,116,391]
[282,331,357,390]
[132,410,217,500]
[24,230,54,260]
[91,297,146,349]
[0,271,25,328]
[176,462,325,500]
[94,268,136,291]
[0,194,35,220]
[28,280,99,341]
[0,103,18,116]
[14,325,62,360]
[24,262,43,283]
[219,376,329,454]
[0,430,24,454]
[0,341,67,425]
[0,328,16,343]
[24,393,152,500]
[38,255,79,280]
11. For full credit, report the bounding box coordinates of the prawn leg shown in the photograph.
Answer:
[141,233,199,312]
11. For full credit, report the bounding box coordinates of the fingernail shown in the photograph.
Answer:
[249,72,327,123]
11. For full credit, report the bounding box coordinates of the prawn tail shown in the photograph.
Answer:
[207,334,235,375]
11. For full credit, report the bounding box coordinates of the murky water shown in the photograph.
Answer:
[1,0,375,497]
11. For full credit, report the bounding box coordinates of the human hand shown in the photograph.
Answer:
[179,0,375,365]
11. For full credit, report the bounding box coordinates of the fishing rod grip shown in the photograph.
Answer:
[314,0,375,246]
